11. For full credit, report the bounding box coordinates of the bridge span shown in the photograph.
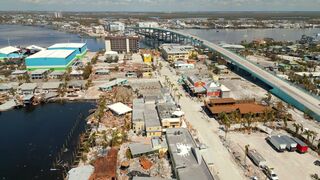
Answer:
[131,27,320,120]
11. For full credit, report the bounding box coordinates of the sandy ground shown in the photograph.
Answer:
[220,78,267,100]
[228,132,319,180]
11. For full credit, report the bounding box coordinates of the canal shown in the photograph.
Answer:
[0,102,95,180]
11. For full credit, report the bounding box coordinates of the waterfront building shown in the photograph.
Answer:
[105,35,140,53]
[166,128,214,180]
[137,22,159,28]
[105,22,125,32]
[47,43,87,58]
[19,83,37,95]
[30,69,48,79]
[99,78,128,91]
[25,49,78,71]
[0,46,22,59]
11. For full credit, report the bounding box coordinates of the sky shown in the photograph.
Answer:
[0,0,320,12]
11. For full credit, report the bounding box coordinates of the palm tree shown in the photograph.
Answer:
[176,93,183,104]
[263,92,272,106]
[244,144,250,165]
[293,123,300,135]
[303,130,313,142]
[311,131,318,145]
[219,112,231,139]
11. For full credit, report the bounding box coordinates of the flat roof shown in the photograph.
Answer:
[48,43,86,49]
[19,83,37,91]
[156,103,177,120]
[108,102,132,115]
[166,128,214,180]
[144,104,160,127]
[30,69,48,75]
[41,82,61,89]
[27,49,75,59]
[0,46,20,54]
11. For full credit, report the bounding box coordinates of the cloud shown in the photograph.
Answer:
[0,0,319,11]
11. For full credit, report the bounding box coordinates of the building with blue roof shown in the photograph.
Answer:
[25,49,77,71]
[0,46,22,60]
[47,43,87,58]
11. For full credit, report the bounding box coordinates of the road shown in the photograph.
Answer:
[158,61,246,180]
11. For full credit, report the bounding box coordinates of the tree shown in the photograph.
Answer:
[303,130,313,142]
[293,123,301,135]
[244,144,250,165]
[94,95,107,127]
[82,62,92,80]
[263,92,272,106]
[310,131,318,145]
[219,112,231,139]
[176,93,183,104]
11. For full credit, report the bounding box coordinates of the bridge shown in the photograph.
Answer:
[130,27,320,121]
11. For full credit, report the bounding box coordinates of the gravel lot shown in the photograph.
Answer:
[228,132,319,180]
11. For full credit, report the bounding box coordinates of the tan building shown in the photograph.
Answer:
[156,103,181,129]
[160,44,194,62]
[144,104,162,137]
[105,35,140,53]
[132,98,145,134]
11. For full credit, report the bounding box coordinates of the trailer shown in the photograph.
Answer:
[247,149,267,167]
[281,135,297,152]
[266,135,287,152]
[292,137,308,153]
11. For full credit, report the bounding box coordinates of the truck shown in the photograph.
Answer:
[247,149,267,167]
[263,166,279,180]
[292,137,308,153]
[266,135,287,152]
[281,135,297,152]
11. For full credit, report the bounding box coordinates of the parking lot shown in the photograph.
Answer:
[228,132,319,180]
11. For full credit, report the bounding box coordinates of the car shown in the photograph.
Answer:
[262,166,279,180]
[314,160,320,166]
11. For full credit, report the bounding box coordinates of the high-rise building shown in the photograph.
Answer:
[105,35,140,53]
[106,22,125,32]
[137,22,159,28]
[54,12,63,18]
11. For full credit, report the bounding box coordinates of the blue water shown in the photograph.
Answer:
[181,28,320,44]
[0,25,105,51]
[0,102,94,180]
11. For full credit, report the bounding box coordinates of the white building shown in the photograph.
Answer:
[106,22,125,32]
[138,22,159,28]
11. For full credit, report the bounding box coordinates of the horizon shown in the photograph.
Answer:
[1,0,320,12]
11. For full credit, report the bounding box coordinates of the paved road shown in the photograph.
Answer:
[166,28,320,119]
[158,62,246,180]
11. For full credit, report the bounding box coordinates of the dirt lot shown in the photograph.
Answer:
[220,78,267,100]
[228,132,319,180]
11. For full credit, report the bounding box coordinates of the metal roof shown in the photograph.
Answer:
[108,102,132,115]
[27,49,75,59]
[0,46,20,54]
[19,83,37,91]
[144,104,160,127]
[41,82,61,89]
[48,43,86,49]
